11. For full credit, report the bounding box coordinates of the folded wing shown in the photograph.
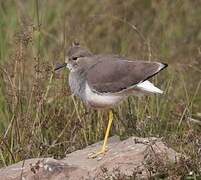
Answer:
[86,58,167,93]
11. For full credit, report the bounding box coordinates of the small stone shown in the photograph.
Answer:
[43,164,49,171]
[48,167,53,172]
[97,157,102,161]
[189,171,193,175]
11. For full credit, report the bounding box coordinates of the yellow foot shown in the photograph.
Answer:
[88,148,108,158]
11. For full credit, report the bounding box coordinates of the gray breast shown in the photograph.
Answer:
[69,70,86,100]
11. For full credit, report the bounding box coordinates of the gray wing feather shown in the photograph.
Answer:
[86,57,167,93]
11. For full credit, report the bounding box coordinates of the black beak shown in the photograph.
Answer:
[54,63,67,71]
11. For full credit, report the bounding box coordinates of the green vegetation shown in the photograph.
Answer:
[0,0,200,178]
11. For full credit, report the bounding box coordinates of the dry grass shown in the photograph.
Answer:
[0,0,201,178]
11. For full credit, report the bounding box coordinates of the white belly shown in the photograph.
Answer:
[85,83,123,108]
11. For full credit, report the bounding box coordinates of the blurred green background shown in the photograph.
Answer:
[0,0,201,177]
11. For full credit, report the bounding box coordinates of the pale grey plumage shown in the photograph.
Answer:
[57,44,168,108]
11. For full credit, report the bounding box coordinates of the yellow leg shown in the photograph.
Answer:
[89,110,113,158]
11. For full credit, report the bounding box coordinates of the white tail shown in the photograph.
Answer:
[136,80,163,94]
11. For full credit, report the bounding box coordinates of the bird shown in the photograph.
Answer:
[55,42,168,158]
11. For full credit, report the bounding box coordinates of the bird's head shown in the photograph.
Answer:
[54,41,92,72]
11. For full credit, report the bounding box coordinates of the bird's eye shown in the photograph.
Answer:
[72,57,78,61]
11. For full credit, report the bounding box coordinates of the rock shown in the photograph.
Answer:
[0,136,182,179]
